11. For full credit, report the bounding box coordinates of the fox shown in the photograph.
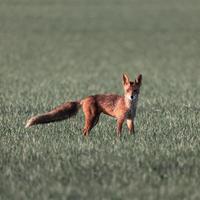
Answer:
[25,73,142,136]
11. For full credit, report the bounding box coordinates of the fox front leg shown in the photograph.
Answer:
[126,119,135,134]
[116,117,125,137]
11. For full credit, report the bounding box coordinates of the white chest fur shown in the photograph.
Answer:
[125,95,138,119]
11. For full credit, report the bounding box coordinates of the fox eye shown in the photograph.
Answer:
[133,89,137,93]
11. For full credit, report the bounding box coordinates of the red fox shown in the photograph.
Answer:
[25,73,142,136]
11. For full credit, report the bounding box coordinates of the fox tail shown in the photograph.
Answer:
[25,101,81,128]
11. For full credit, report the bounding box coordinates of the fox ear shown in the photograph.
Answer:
[135,74,142,85]
[122,73,130,85]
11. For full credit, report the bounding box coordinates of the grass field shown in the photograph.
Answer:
[0,0,200,199]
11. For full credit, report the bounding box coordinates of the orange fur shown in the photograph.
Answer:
[25,73,142,136]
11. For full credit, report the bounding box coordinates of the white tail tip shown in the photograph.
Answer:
[25,119,33,128]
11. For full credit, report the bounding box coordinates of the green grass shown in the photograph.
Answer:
[0,0,200,199]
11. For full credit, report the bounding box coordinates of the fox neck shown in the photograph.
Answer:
[124,94,139,119]
[124,94,138,109]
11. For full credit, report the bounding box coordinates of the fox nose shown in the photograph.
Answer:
[131,95,134,100]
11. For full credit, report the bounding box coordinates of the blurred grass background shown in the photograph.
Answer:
[0,0,200,199]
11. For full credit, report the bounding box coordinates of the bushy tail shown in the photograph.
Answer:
[25,101,81,128]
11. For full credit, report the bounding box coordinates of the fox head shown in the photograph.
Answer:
[122,73,142,102]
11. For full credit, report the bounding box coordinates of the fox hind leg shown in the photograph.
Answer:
[82,98,100,136]
[83,114,100,136]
